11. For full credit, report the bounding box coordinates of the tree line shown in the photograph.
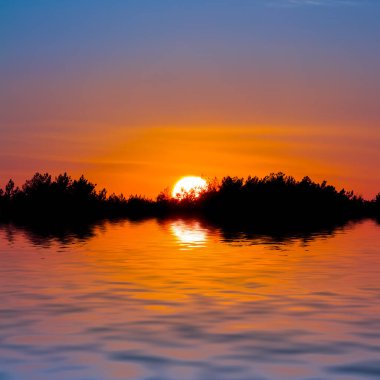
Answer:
[0,172,379,226]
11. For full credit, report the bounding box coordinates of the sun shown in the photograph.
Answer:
[172,176,207,200]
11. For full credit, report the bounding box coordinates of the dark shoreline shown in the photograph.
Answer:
[1,172,379,240]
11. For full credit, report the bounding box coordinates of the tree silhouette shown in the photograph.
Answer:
[0,172,378,227]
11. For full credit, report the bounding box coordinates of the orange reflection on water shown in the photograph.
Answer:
[170,220,208,249]
[0,219,380,380]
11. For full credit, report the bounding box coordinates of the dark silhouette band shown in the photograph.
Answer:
[0,172,379,227]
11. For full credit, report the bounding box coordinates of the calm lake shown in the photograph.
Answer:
[0,218,379,380]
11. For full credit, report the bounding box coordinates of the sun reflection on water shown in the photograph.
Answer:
[0,220,380,380]
[170,220,208,249]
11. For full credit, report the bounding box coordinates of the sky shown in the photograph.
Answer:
[1,0,380,198]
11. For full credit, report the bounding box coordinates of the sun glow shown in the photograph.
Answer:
[172,176,207,200]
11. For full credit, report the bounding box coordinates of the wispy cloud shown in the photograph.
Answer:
[268,0,362,7]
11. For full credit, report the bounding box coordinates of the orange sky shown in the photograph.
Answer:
[1,122,379,199]
[1,1,379,199]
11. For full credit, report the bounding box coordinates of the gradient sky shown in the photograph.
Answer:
[1,0,380,198]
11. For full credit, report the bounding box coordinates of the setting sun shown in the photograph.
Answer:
[172,176,207,200]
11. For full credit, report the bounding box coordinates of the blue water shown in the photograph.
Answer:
[0,218,379,380]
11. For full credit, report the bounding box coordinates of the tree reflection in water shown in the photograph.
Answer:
[0,216,360,248]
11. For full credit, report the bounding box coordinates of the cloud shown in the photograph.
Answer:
[268,0,361,7]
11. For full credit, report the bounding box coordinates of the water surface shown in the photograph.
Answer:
[0,219,379,380]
